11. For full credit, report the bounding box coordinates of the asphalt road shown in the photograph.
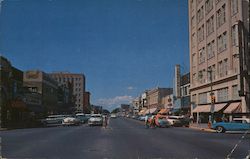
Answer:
[1,117,249,159]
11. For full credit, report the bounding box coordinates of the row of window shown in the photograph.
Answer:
[192,57,230,84]
[55,77,82,82]
[192,25,239,66]
[191,0,239,36]
[192,85,240,104]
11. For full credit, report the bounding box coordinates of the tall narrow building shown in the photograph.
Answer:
[188,0,249,122]
[50,72,86,112]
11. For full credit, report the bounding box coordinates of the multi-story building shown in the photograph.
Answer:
[188,0,249,123]
[132,97,140,115]
[24,70,58,114]
[50,72,86,112]
[83,92,91,113]
[146,87,173,113]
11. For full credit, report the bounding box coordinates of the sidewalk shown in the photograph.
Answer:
[189,123,216,133]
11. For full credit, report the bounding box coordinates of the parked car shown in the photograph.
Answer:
[88,114,103,126]
[212,118,250,133]
[62,116,81,126]
[41,115,69,127]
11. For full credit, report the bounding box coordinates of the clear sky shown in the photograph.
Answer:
[0,0,189,111]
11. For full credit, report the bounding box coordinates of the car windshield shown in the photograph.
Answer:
[1,1,249,159]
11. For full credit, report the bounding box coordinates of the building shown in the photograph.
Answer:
[0,56,43,128]
[146,87,173,113]
[173,65,191,114]
[132,97,140,115]
[83,92,91,113]
[50,72,86,112]
[23,70,58,114]
[188,0,249,123]
[0,56,24,127]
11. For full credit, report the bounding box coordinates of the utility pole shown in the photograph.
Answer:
[207,68,215,124]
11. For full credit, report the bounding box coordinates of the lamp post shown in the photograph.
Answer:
[207,68,215,124]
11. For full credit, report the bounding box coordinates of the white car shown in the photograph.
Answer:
[88,114,103,126]
[41,115,69,127]
[166,116,182,126]
[110,114,117,118]
[62,116,81,126]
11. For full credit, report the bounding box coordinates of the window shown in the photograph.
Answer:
[192,53,197,67]
[198,47,205,64]
[206,16,214,36]
[198,92,207,104]
[232,25,238,46]
[217,4,226,28]
[207,40,215,59]
[217,88,228,102]
[218,59,228,78]
[232,55,238,73]
[205,0,213,14]
[232,85,240,100]
[197,0,203,5]
[192,94,197,104]
[192,73,197,83]
[191,16,195,28]
[192,33,196,47]
[198,25,204,42]
[231,0,238,15]
[217,32,227,52]
[198,69,206,84]
[197,6,204,23]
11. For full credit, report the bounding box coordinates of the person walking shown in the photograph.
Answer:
[145,115,149,128]
[150,115,156,128]
[103,115,108,128]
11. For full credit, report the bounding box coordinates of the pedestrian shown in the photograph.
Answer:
[103,115,108,128]
[145,115,149,128]
[150,115,156,128]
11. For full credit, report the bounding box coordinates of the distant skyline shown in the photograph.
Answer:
[0,0,189,111]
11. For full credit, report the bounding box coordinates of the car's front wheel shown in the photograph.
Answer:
[216,126,225,133]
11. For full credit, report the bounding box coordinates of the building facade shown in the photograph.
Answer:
[188,0,249,122]
[147,87,173,110]
[50,72,86,112]
[24,70,58,114]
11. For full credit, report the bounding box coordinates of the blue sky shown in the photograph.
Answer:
[0,0,189,111]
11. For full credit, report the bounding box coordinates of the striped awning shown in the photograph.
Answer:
[224,102,241,114]
[158,108,170,115]
[193,103,227,113]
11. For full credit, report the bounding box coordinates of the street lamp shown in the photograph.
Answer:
[207,68,215,124]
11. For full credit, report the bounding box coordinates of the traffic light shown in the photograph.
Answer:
[211,96,216,104]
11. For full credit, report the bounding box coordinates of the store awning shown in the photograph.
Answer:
[144,108,157,115]
[138,109,147,115]
[192,105,210,113]
[193,103,227,113]
[224,102,241,114]
[158,108,170,115]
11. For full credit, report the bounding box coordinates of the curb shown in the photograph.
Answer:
[189,126,216,133]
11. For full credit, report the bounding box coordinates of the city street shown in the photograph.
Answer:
[1,117,249,159]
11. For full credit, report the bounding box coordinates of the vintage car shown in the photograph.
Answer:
[88,114,103,126]
[212,118,250,133]
[62,116,81,126]
[41,115,69,127]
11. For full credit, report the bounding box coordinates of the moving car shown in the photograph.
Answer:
[62,116,81,126]
[212,118,250,133]
[110,114,117,118]
[88,114,103,126]
[41,115,69,127]
[76,113,91,124]
[166,116,182,127]
[156,117,171,128]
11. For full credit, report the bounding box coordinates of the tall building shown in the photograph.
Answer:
[50,72,86,112]
[188,0,249,122]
